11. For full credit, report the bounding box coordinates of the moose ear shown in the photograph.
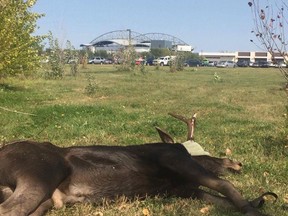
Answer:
[155,127,175,144]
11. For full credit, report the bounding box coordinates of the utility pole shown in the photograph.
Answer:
[127,29,131,46]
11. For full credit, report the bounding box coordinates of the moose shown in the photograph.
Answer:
[0,112,277,216]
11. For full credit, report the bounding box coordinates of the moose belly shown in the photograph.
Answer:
[66,168,177,202]
[59,163,182,203]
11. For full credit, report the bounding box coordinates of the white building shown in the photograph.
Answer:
[199,51,287,63]
[174,45,193,52]
[199,52,236,62]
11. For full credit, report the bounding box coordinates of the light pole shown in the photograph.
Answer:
[127,29,131,46]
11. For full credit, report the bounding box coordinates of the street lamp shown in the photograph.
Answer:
[127,29,131,46]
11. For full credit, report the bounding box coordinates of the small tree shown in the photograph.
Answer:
[79,50,88,69]
[65,40,79,76]
[175,52,186,71]
[0,0,45,79]
[44,32,65,79]
[249,0,288,82]
[249,0,288,128]
[115,46,137,72]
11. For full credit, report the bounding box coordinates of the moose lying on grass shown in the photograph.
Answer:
[0,113,277,216]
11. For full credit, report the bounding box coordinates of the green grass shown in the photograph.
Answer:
[0,65,287,216]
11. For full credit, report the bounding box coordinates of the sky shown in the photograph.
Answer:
[32,0,259,52]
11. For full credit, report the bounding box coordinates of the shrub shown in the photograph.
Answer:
[84,75,98,95]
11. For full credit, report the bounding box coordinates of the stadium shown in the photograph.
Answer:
[80,29,193,53]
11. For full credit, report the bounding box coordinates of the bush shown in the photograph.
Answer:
[115,47,137,72]
[84,75,98,95]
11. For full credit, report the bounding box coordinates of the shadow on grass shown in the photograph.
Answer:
[81,69,122,75]
[262,135,288,157]
[0,83,25,91]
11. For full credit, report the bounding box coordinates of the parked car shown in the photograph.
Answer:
[216,61,235,68]
[153,56,176,66]
[251,62,259,67]
[104,58,113,64]
[275,61,287,68]
[88,58,94,64]
[201,59,209,66]
[145,57,154,66]
[135,57,145,65]
[89,57,106,64]
[208,61,217,67]
[251,61,269,68]
[202,60,215,66]
[258,61,269,68]
[236,60,250,67]
[67,58,78,64]
[184,59,202,67]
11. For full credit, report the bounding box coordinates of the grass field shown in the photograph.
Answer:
[0,65,287,216]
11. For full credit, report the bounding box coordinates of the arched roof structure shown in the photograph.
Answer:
[89,30,151,47]
[83,30,191,52]
[134,33,189,46]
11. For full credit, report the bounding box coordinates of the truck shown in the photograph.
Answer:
[153,56,176,66]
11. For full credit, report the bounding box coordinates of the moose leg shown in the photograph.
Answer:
[194,188,236,209]
[199,176,273,215]
[0,180,52,216]
[201,178,253,212]
[171,185,237,209]
[0,141,71,215]
[0,187,13,204]
[163,156,268,215]
[0,160,69,215]
[29,199,53,216]
[195,189,277,210]
[194,174,268,215]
